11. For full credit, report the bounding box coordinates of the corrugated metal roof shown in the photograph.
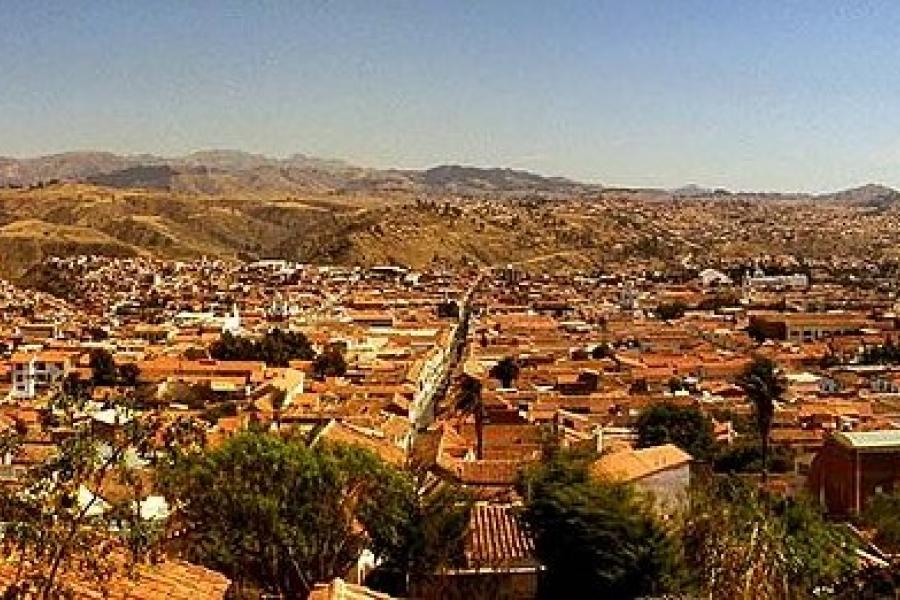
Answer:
[834,430,900,449]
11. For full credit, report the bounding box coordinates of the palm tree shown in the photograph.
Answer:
[737,356,786,483]
[456,375,485,459]
[456,374,482,413]
[269,388,287,430]
[490,356,520,389]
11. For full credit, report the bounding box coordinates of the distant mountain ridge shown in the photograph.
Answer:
[0,150,595,197]
[3,150,899,205]
[815,183,900,208]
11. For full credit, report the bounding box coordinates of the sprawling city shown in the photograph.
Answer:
[7,1,900,599]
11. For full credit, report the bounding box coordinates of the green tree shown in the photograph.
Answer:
[519,450,679,598]
[312,345,348,380]
[89,348,118,387]
[367,476,472,596]
[591,343,612,359]
[489,356,520,388]
[158,432,412,598]
[209,329,314,367]
[713,436,796,474]
[455,374,486,458]
[436,301,460,320]
[455,374,482,413]
[635,402,716,461]
[861,489,900,552]
[657,301,688,321]
[682,478,857,599]
[737,357,786,482]
[118,362,141,387]
[0,386,202,598]
[746,319,769,343]
[667,376,685,394]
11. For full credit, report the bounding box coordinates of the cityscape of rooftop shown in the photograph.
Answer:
[7,2,900,599]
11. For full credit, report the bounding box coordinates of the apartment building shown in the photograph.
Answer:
[749,312,868,342]
[10,351,77,399]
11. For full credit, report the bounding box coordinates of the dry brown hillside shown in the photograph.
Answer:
[4,179,900,284]
[0,184,622,280]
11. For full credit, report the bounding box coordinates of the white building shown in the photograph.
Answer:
[11,350,75,399]
[173,304,241,333]
[698,268,732,287]
[743,268,809,290]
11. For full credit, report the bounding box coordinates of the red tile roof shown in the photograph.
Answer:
[0,558,230,599]
[465,503,539,569]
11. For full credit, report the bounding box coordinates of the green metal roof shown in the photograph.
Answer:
[834,430,900,450]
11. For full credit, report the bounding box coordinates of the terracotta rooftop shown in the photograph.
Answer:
[0,558,230,599]
[309,578,397,600]
[464,503,539,569]
[592,443,692,483]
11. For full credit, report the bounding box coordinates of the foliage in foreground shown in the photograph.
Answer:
[861,488,900,552]
[518,449,680,598]
[159,430,470,598]
[682,478,858,600]
[0,382,202,598]
[517,447,859,600]
[635,402,716,461]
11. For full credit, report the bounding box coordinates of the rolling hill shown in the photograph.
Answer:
[2,150,899,287]
[0,150,597,197]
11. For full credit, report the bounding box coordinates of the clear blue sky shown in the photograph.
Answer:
[4,1,900,191]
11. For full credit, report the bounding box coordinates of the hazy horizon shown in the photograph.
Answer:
[6,1,900,192]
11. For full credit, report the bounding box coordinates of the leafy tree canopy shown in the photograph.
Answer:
[518,449,680,598]
[635,402,716,461]
[89,348,119,387]
[159,431,467,598]
[312,345,348,380]
[0,386,203,597]
[209,329,314,367]
[861,489,900,552]
[656,301,688,321]
[489,356,520,388]
[683,477,857,600]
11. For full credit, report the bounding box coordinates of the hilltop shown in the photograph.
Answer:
[0,150,595,198]
[816,183,900,208]
[2,151,900,283]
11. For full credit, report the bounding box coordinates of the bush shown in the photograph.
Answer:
[636,402,716,461]
[210,329,314,366]
[312,345,348,380]
[683,478,857,599]
[519,450,680,597]
[657,301,688,321]
[713,438,795,474]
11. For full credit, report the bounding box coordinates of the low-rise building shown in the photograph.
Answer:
[809,430,900,515]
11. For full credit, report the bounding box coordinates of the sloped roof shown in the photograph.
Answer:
[313,419,407,467]
[0,558,230,599]
[834,429,900,451]
[465,503,539,569]
[309,578,397,600]
[591,443,692,483]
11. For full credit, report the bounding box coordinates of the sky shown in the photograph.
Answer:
[4,1,900,192]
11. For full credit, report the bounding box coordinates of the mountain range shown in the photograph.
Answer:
[4,150,898,203]
[1,150,899,289]
[0,150,595,197]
